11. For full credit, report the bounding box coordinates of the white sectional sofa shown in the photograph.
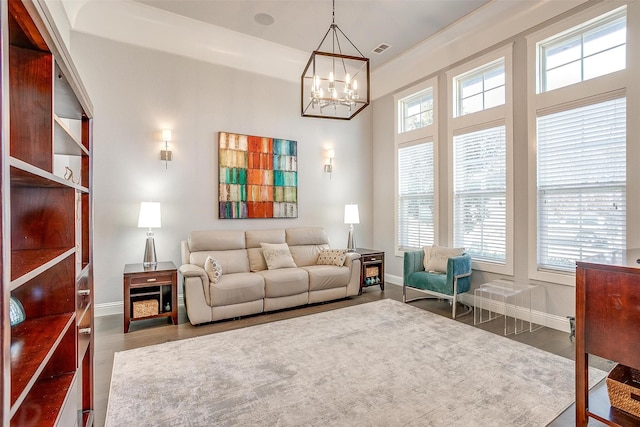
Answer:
[179,227,362,325]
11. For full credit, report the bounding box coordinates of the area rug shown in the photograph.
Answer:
[105,299,605,426]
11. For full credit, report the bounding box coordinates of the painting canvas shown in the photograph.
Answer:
[218,131,298,219]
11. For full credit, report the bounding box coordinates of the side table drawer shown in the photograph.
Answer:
[129,273,173,286]
[361,254,382,263]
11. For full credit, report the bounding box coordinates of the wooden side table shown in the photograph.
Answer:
[123,261,178,333]
[355,248,385,294]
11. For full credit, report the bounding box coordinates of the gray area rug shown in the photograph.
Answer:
[106,299,605,426]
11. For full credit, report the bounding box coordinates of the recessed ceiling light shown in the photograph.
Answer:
[254,13,275,26]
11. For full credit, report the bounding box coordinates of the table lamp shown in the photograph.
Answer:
[138,202,161,267]
[344,204,359,252]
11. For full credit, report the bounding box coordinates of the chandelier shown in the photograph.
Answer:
[301,0,370,120]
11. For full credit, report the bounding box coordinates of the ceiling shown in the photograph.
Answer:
[128,0,492,70]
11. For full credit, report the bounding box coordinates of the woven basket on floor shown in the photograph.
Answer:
[606,363,640,417]
[133,299,158,318]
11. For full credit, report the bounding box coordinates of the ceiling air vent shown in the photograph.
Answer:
[372,43,391,54]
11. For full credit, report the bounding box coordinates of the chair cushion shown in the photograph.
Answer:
[425,245,464,273]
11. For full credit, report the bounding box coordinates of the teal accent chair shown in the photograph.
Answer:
[403,250,472,319]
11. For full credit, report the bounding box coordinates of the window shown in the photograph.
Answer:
[539,8,626,93]
[397,141,434,250]
[398,88,433,133]
[454,59,505,117]
[537,97,626,271]
[453,126,506,262]
[448,46,512,274]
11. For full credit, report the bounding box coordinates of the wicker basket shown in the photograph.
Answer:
[606,364,640,417]
[133,299,159,318]
[365,266,379,278]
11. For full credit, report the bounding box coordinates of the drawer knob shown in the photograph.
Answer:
[79,327,91,335]
[147,278,157,282]
[78,289,90,296]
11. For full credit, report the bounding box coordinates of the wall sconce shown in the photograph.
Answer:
[324,149,335,178]
[160,129,172,168]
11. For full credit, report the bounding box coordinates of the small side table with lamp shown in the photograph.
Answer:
[122,202,177,332]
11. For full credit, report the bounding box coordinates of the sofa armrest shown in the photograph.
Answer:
[344,252,361,269]
[179,264,211,305]
[403,250,425,284]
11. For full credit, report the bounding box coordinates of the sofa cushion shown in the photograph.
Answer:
[289,244,329,267]
[190,249,250,274]
[204,255,222,284]
[261,242,297,269]
[286,227,329,246]
[256,268,309,298]
[303,265,351,291]
[425,245,464,273]
[247,248,268,272]
[210,272,265,306]
[246,229,286,248]
[189,230,246,251]
[317,249,347,266]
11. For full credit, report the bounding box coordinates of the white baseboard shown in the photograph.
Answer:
[385,273,571,334]
[96,295,185,317]
[100,276,571,335]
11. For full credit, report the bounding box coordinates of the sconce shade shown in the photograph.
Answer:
[162,129,172,141]
[138,202,161,228]
[327,149,335,159]
[344,204,360,224]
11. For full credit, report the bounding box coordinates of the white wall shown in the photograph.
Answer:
[70,33,373,308]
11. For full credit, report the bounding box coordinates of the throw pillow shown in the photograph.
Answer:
[422,246,433,271]
[204,255,222,284]
[260,242,297,270]
[425,245,464,273]
[317,249,347,266]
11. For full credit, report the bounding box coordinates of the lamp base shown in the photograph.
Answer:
[346,225,356,252]
[143,234,157,267]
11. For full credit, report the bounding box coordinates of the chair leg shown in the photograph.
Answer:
[402,283,407,303]
[452,293,457,319]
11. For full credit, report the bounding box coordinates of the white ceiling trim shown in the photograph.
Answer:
[66,0,589,101]
[371,0,590,99]
[71,0,308,83]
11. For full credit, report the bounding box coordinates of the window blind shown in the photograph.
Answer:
[537,97,626,271]
[397,141,434,250]
[453,126,506,262]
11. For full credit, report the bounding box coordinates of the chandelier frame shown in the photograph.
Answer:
[301,3,370,120]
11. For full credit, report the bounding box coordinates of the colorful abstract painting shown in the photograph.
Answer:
[218,132,298,219]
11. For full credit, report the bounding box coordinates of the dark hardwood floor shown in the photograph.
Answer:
[94,284,610,427]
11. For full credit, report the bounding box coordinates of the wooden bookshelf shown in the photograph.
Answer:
[1,0,95,425]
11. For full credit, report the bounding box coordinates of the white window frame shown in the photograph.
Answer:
[394,77,438,256]
[446,45,514,275]
[526,1,635,286]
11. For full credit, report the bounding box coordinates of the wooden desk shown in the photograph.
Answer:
[576,249,640,426]
[123,261,178,333]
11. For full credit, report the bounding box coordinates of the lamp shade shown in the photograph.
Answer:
[138,202,161,228]
[162,129,172,142]
[344,204,360,225]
